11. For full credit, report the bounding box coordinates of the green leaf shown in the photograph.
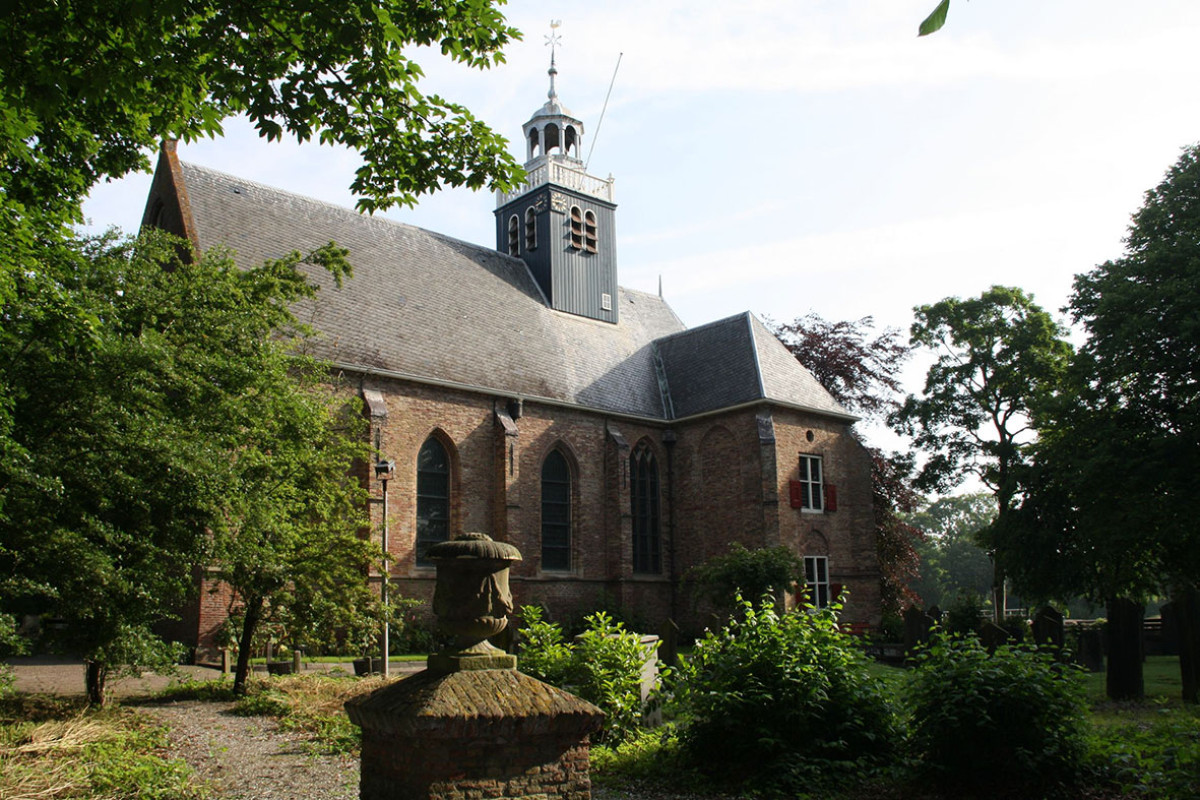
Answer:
[919,0,952,36]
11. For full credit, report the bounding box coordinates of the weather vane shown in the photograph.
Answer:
[545,20,562,61]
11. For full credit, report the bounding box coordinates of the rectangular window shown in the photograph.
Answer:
[798,454,823,511]
[804,556,830,609]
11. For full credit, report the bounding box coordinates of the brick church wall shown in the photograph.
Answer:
[771,409,881,627]
[184,373,878,655]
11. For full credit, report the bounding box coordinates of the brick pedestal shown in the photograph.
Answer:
[346,667,604,800]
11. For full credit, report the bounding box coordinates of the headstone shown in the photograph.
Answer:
[927,605,943,625]
[1032,606,1064,651]
[980,620,1011,654]
[1075,626,1105,673]
[903,605,935,655]
[639,635,662,726]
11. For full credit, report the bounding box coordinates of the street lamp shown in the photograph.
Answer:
[374,458,395,678]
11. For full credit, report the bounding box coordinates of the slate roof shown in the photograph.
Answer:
[163,158,852,422]
[654,313,852,420]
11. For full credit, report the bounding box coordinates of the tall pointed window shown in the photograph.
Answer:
[541,450,571,571]
[630,442,661,574]
[507,214,520,256]
[525,207,537,251]
[416,437,451,566]
[569,205,584,249]
[584,210,598,253]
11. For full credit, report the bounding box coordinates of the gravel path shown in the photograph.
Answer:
[143,699,358,800]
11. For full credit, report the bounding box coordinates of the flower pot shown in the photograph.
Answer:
[353,657,377,677]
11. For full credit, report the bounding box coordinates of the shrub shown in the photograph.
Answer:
[686,544,803,614]
[674,594,899,794]
[515,605,573,685]
[943,591,986,635]
[570,611,649,745]
[517,606,653,745]
[906,633,1088,795]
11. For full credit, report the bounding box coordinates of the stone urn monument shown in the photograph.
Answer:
[425,532,521,672]
[346,533,604,800]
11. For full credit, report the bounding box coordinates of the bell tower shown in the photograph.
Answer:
[495,22,618,324]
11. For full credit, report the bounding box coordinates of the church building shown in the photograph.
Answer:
[142,51,881,658]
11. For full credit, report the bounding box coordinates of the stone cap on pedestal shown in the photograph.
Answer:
[345,667,604,739]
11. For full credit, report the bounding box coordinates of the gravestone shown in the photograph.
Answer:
[980,620,1011,653]
[1075,626,1105,673]
[1032,606,1064,651]
[904,605,936,656]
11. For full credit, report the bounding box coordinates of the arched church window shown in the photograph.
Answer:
[630,441,661,574]
[541,449,571,571]
[569,206,584,249]
[525,207,537,251]
[584,210,598,254]
[416,436,451,566]
[508,214,520,256]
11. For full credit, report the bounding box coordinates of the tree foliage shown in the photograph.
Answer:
[907,493,995,609]
[770,313,910,420]
[1006,143,1200,701]
[871,450,924,614]
[0,0,520,702]
[1,0,523,228]
[893,286,1071,502]
[891,286,1071,619]
[0,230,370,702]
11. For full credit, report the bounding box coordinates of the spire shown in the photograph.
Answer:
[546,20,561,104]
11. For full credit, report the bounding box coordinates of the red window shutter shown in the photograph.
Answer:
[830,582,844,603]
[824,483,838,512]
[789,480,804,508]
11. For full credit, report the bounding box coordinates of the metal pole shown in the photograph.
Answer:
[381,474,390,679]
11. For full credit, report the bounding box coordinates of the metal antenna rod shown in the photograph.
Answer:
[586,52,623,171]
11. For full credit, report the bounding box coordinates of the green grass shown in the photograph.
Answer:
[1081,655,1183,707]
[0,694,208,800]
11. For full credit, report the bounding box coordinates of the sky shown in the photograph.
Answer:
[81,0,1200,449]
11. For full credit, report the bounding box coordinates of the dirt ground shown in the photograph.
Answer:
[3,655,395,698]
